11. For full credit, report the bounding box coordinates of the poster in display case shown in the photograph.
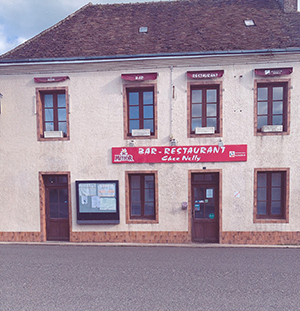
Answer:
[76,180,119,224]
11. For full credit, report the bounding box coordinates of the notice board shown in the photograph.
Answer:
[76,180,119,224]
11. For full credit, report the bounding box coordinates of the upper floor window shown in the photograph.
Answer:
[36,87,69,141]
[255,81,289,135]
[123,85,157,139]
[188,83,222,137]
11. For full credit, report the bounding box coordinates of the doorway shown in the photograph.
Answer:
[191,172,220,243]
[43,174,70,241]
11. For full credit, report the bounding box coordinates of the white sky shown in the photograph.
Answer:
[0,0,160,55]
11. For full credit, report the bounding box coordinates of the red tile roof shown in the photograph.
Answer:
[1,0,300,61]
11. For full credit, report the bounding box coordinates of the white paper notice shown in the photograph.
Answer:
[81,195,88,205]
[91,196,101,208]
[79,183,97,196]
[99,198,116,211]
[206,188,213,198]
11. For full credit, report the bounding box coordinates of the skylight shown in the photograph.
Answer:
[244,19,255,27]
[139,27,148,33]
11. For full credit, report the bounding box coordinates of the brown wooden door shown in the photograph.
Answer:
[45,176,69,241]
[192,174,219,243]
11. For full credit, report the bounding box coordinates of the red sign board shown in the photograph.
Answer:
[112,145,247,164]
[187,70,224,79]
[121,73,158,81]
[255,67,293,77]
[34,76,69,83]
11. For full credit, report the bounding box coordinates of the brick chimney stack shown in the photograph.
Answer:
[278,0,298,12]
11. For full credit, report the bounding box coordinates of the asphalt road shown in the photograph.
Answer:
[0,244,299,311]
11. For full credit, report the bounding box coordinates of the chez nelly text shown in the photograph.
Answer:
[138,146,226,162]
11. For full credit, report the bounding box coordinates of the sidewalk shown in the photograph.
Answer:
[1,241,299,248]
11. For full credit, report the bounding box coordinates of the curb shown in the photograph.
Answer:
[0,241,299,249]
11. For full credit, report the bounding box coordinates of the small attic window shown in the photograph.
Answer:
[139,27,148,33]
[244,19,255,27]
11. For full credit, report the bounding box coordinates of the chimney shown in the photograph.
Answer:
[277,0,297,12]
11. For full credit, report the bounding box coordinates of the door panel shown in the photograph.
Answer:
[46,186,69,241]
[192,174,219,243]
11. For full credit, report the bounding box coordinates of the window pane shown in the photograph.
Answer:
[257,202,267,215]
[207,118,217,129]
[59,203,69,218]
[273,87,283,100]
[58,108,66,121]
[272,188,281,201]
[57,94,66,107]
[257,173,267,187]
[144,202,154,216]
[129,106,139,119]
[129,120,139,132]
[129,92,139,105]
[257,188,266,201]
[192,118,202,130]
[271,201,282,215]
[58,122,67,134]
[144,120,154,132]
[44,95,53,107]
[131,202,141,216]
[207,104,217,116]
[272,115,283,125]
[258,87,268,100]
[257,116,267,129]
[131,189,140,201]
[131,175,140,188]
[143,91,153,105]
[145,188,154,202]
[45,122,54,131]
[207,89,217,103]
[50,189,58,203]
[50,203,59,218]
[45,109,53,121]
[273,101,283,114]
[272,173,282,187]
[143,106,153,119]
[258,102,268,115]
[59,189,68,203]
[192,90,202,103]
[144,175,154,185]
[192,104,202,117]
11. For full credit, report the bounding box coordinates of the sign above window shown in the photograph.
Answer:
[121,72,158,81]
[187,70,224,79]
[34,76,70,83]
[112,145,247,164]
[255,68,293,77]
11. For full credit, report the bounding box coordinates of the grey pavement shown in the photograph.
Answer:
[0,243,299,311]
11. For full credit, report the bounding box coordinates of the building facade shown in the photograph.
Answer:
[0,0,300,244]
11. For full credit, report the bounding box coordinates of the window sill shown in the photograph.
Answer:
[254,218,288,224]
[126,219,158,224]
[38,136,70,141]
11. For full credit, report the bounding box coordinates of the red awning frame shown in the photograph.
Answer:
[34,76,70,83]
[254,68,293,77]
[121,73,158,81]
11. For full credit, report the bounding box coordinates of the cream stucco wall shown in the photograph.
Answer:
[0,53,300,234]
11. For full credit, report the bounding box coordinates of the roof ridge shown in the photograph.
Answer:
[0,2,94,59]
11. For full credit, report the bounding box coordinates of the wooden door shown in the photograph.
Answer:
[192,173,219,243]
[45,176,69,241]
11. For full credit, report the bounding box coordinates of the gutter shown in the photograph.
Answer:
[0,48,300,66]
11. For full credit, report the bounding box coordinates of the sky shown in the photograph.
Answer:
[0,0,158,55]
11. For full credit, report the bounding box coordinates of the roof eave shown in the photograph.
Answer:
[1,48,300,65]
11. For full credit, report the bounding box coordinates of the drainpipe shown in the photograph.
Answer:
[169,66,176,146]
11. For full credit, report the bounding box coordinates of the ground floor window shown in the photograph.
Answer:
[254,168,289,223]
[125,171,158,223]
